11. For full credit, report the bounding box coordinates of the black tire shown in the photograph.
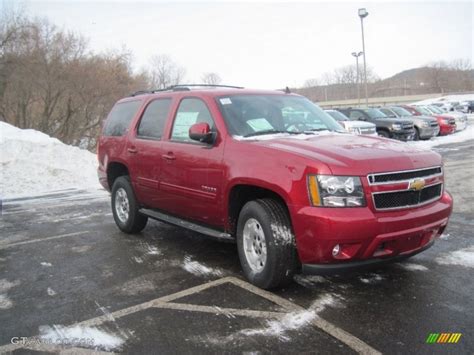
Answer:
[377,130,390,138]
[111,176,148,234]
[413,127,420,141]
[236,198,297,289]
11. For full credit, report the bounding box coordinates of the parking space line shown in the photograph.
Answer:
[153,301,285,319]
[0,231,90,249]
[0,276,381,354]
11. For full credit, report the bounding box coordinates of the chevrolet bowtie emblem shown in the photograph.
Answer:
[409,178,426,191]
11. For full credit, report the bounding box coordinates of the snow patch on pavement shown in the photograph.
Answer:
[40,262,52,267]
[47,287,57,296]
[293,274,328,288]
[0,121,103,198]
[182,256,223,277]
[359,273,384,284]
[309,293,345,313]
[0,279,20,309]
[39,325,125,351]
[398,263,429,271]
[240,310,316,342]
[435,246,474,268]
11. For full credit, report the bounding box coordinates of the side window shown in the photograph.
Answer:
[103,100,142,136]
[137,99,172,140]
[380,108,393,117]
[349,111,364,120]
[171,98,214,142]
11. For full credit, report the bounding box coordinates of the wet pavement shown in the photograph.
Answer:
[0,140,473,354]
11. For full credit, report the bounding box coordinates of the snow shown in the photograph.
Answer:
[240,310,316,342]
[397,263,429,271]
[359,273,384,284]
[182,256,223,277]
[47,287,57,296]
[406,124,474,150]
[0,121,103,198]
[39,325,125,351]
[309,293,344,313]
[40,262,52,267]
[0,279,20,309]
[435,246,474,268]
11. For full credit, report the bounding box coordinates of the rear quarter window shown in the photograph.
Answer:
[103,100,142,136]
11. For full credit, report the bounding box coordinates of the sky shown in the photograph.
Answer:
[16,0,474,89]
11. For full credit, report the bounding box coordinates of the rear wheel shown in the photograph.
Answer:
[237,198,297,289]
[111,176,148,234]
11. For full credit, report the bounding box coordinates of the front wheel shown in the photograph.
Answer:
[377,130,390,138]
[237,199,297,289]
[413,127,420,141]
[111,176,148,234]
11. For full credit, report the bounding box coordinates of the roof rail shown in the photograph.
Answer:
[129,84,244,97]
[170,84,244,90]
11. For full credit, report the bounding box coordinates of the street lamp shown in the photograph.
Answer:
[358,8,369,107]
[351,51,363,107]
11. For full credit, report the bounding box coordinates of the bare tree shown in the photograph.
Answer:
[201,72,222,85]
[303,78,319,88]
[148,54,185,89]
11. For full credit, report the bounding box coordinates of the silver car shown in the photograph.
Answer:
[325,109,377,135]
[426,105,468,131]
[379,106,439,140]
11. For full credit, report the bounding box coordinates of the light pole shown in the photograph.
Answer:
[351,51,363,107]
[358,8,369,107]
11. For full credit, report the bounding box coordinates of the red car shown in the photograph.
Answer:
[400,105,456,135]
[97,86,453,289]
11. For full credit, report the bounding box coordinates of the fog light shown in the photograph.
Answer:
[332,244,340,257]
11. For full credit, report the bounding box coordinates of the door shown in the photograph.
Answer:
[158,97,225,227]
[127,98,172,207]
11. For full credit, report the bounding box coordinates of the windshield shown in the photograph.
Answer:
[216,95,342,137]
[326,110,349,121]
[417,106,434,115]
[391,107,412,117]
[363,108,388,119]
[428,105,444,114]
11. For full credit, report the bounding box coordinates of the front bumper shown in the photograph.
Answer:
[418,125,440,138]
[302,240,434,275]
[292,192,453,266]
[392,129,415,141]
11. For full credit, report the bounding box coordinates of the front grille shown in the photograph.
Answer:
[368,167,442,184]
[402,124,413,130]
[430,122,439,127]
[373,183,442,210]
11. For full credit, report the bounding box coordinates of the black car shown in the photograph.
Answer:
[337,108,415,141]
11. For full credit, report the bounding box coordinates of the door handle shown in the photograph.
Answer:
[127,147,138,154]
[162,152,176,161]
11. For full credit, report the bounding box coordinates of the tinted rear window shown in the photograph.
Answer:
[137,99,172,139]
[103,100,142,136]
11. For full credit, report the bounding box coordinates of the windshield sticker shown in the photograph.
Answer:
[220,98,232,105]
[246,118,274,131]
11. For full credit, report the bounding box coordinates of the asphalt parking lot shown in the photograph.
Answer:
[1,139,473,354]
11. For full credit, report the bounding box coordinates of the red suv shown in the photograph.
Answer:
[98,85,453,289]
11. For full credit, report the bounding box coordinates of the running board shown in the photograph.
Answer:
[139,208,234,241]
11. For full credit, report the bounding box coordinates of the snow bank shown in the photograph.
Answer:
[0,121,102,198]
[406,124,474,150]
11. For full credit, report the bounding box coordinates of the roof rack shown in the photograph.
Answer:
[129,84,244,97]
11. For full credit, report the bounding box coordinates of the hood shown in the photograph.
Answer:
[410,115,438,124]
[377,117,413,125]
[253,133,441,176]
[345,121,376,129]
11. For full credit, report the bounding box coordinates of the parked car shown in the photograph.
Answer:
[425,105,467,131]
[379,106,439,140]
[400,105,456,136]
[325,109,377,135]
[337,107,415,141]
[97,85,453,289]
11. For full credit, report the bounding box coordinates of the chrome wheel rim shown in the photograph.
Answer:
[243,218,267,272]
[115,187,130,223]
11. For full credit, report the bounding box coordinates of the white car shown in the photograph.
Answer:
[325,109,377,135]
[426,105,468,131]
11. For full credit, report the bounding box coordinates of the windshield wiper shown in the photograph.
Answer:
[243,130,300,138]
[304,128,331,133]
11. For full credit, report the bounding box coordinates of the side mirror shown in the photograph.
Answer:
[189,122,214,144]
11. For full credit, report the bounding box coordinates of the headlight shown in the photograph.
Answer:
[348,127,360,134]
[420,121,429,128]
[308,175,366,207]
[442,119,450,124]
[391,124,402,131]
